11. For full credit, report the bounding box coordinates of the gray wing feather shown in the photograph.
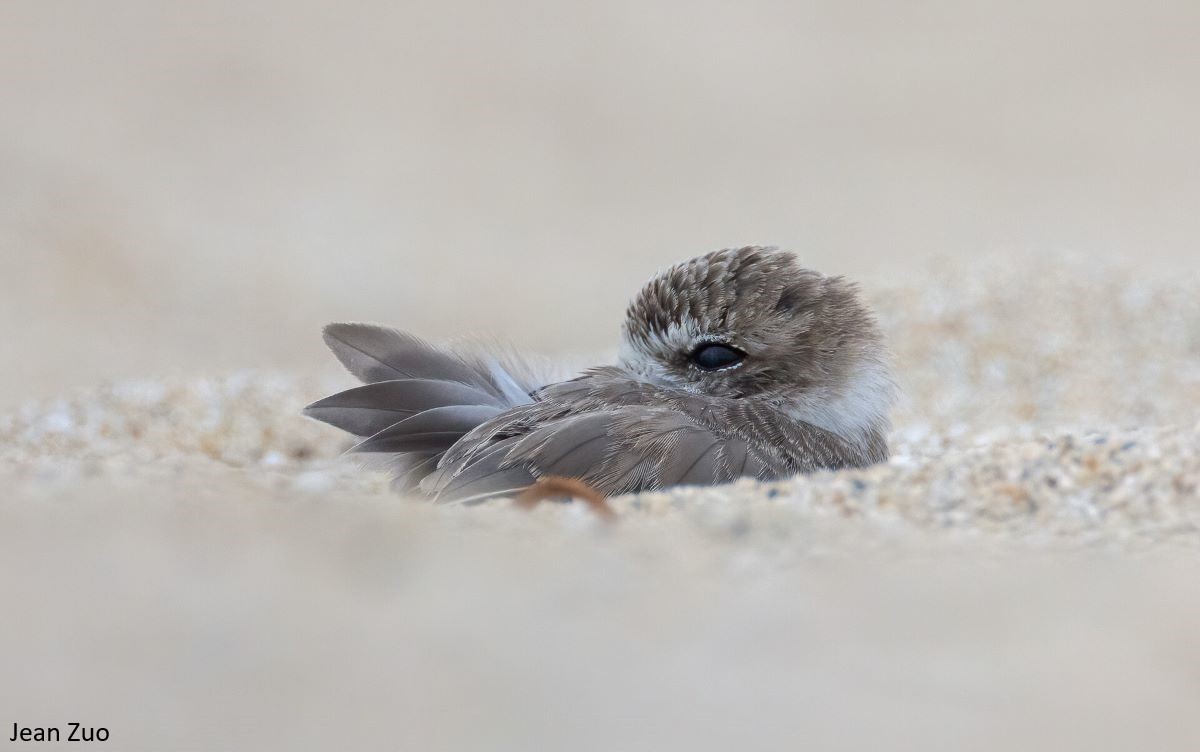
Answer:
[671,436,723,486]
[305,379,503,437]
[484,360,534,406]
[741,449,776,480]
[323,323,491,389]
[505,413,615,480]
[428,438,536,503]
[723,439,749,480]
[359,431,472,455]
[351,405,503,454]
[389,452,440,493]
[436,406,751,497]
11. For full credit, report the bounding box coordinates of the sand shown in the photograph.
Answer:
[3,257,1199,751]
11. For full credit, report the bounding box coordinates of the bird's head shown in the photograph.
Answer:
[618,246,894,444]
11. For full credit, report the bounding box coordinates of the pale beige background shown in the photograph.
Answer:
[3,0,1198,408]
[3,6,1200,751]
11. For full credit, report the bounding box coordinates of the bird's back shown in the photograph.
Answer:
[306,323,882,503]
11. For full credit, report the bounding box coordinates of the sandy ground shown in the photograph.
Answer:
[3,257,1199,750]
[4,1,1200,749]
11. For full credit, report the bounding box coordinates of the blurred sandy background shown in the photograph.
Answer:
[4,0,1200,405]
[3,1,1200,750]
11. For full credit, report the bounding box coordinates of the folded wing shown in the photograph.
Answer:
[307,331,846,501]
[425,403,792,503]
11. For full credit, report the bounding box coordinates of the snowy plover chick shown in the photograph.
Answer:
[306,246,894,502]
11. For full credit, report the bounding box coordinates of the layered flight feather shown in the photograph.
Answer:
[305,324,873,502]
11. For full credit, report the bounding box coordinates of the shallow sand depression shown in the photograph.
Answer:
[3,258,1200,750]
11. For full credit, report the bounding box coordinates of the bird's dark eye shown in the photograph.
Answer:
[689,343,746,371]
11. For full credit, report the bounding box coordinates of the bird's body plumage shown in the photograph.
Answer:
[306,247,894,502]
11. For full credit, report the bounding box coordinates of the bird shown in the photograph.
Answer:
[305,246,895,503]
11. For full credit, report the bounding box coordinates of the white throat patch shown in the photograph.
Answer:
[783,358,895,447]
